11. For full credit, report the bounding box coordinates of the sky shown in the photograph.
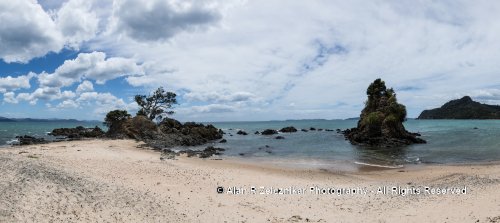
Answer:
[1,0,500,122]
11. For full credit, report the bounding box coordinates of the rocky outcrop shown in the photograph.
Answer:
[279,126,297,133]
[418,96,500,119]
[343,79,426,147]
[15,135,48,145]
[161,146,225,159]
[141,118,223,149]
[261,129,278,135]
[50,126,105,138]
[237,130,248,135]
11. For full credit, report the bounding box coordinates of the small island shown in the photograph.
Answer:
[343,79,426,147]
[418,96,500,119]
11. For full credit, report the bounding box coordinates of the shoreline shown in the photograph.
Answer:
[1,139,499,222]
[3,138,500,172]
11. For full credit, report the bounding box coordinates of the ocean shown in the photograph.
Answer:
[1,120,500,168]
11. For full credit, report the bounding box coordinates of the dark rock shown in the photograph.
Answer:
[325,129,334,132]
[301,129,308,132]
[172,146,225,159]
[309,127,316,131]
[336,129,341,133]
[15,135,48,145]
[279,126,297,133]
[237,130,248,135]
[254,131,260,134]
[239,153,245,156]
[141,119,223,149]
[473,127,478,130]
[275,136,285,139]
[418,96,500,119]
[261,129,278,135]
[219,139,227,143]
[318,128,323,131]
[50,126,105,139]
[343,79,426,147]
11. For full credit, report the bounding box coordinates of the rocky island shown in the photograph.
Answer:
[343,79,426,147]
[418,96,500,119]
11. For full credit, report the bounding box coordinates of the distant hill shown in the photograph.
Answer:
[418,96,500,119]
[0,116,15,122]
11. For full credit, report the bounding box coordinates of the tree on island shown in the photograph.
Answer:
[135,87,177,122]
[103,110,132,137]
[343,78,426,147]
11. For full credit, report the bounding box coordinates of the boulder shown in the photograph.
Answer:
[275,136,285,139]
[301,129,308,132]
[279,126,297,133]
[237,130,248,135]
[261,129,278,135]
[15,135,48,145]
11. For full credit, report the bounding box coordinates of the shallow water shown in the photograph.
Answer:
[1,119,499,166]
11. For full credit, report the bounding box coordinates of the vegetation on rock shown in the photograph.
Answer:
[343,79,426,147]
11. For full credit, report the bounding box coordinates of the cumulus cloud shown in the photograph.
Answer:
[56,0,99,49]
[6,87,76,105]
[56,99,79,109]
[38,51,142,88]
[110,0,221,41]
[0,1,64,63]
[0,73,35,93]
[76,80,94,94]
[3,92,18,104]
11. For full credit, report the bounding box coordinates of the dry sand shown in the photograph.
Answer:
[0,139,499,222]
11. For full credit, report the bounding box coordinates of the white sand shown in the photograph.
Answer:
[1,139,499,222]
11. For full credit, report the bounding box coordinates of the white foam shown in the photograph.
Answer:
[354,161,403,169]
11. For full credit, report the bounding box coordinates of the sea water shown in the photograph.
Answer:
[0,121,104,146]
[1,120,499,167]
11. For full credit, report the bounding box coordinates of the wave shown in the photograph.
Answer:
[354,161,403,169]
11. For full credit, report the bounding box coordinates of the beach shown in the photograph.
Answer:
[1,139,499,222]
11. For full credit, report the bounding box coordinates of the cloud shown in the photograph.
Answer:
[3,92,18,104]
[56,0,99,49]
[76,80,94,94]
[56,99,79,109]
[7,87,76,105]
[0,73,36,93]
[110,0,221,41]
[38,51,143,88]
[184,91,254,103]
[0,1,64,63]
[190,104,236,113]
[76,91,138,115]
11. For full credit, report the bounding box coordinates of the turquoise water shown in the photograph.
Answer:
[206,120,500,166]
[0,121,104,145]
[1,120,499,166]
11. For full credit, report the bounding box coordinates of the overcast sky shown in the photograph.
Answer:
[1,0,500,121]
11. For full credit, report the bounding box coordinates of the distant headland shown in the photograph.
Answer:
[418,96,500,119]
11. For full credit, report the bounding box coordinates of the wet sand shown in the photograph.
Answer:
[1,139,499,222]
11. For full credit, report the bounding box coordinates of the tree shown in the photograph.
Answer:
[135,87,177,122]
[104,110,131,128]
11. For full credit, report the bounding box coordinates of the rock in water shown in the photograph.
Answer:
[236,130,248,135]
[279,126,297,133]
[343,78,426,147]
[261,129,278,135]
